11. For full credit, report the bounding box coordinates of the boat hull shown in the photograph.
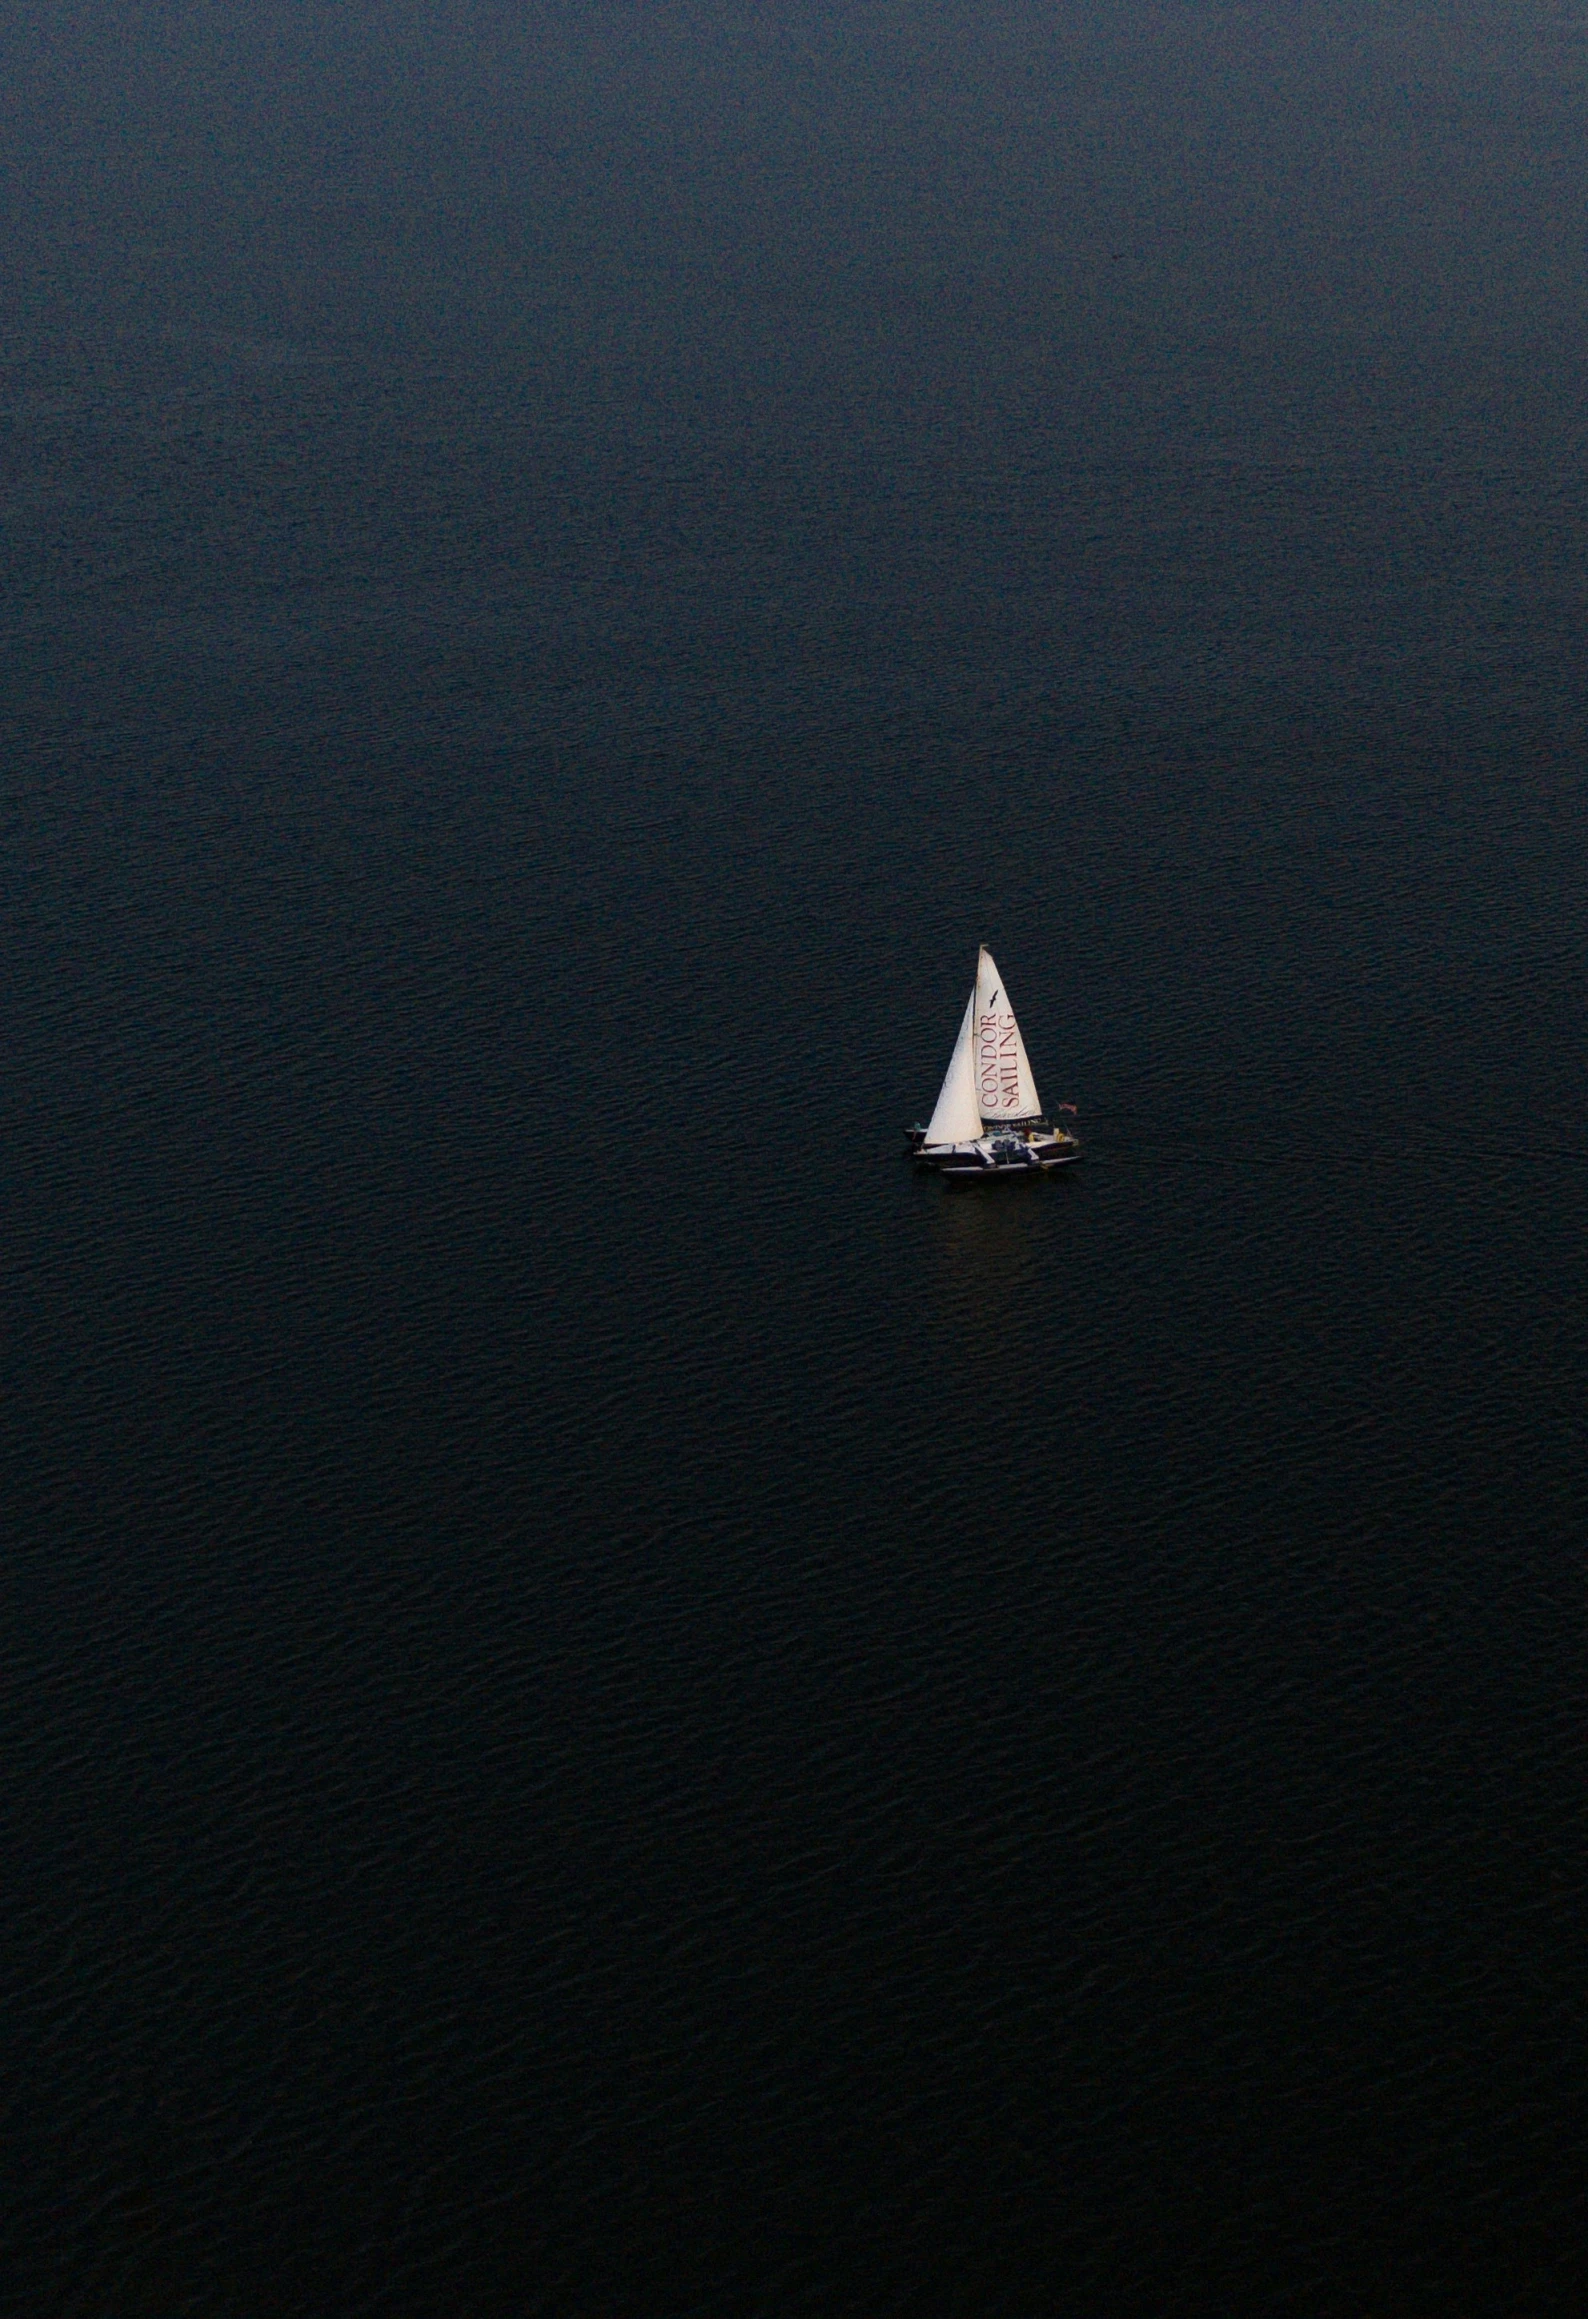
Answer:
[907,1125,1081,1176]
[939,1148,1079,1177]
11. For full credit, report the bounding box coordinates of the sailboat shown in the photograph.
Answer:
[907,947,1080,1176]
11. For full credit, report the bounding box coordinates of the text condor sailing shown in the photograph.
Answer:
[907,947,1080,1177]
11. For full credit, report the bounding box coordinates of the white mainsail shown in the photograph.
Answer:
[972,946,1041,1121]
[923,985,983,1147]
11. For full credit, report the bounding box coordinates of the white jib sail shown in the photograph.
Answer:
[973,947,1041,1120]
[923,983,983,1147]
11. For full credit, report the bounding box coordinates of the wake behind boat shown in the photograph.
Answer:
[907,947,1080,1177]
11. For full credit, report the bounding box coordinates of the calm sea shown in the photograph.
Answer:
[5,6,1587,2310]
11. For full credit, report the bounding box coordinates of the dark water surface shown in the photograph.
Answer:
[5,6,1588,2311]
